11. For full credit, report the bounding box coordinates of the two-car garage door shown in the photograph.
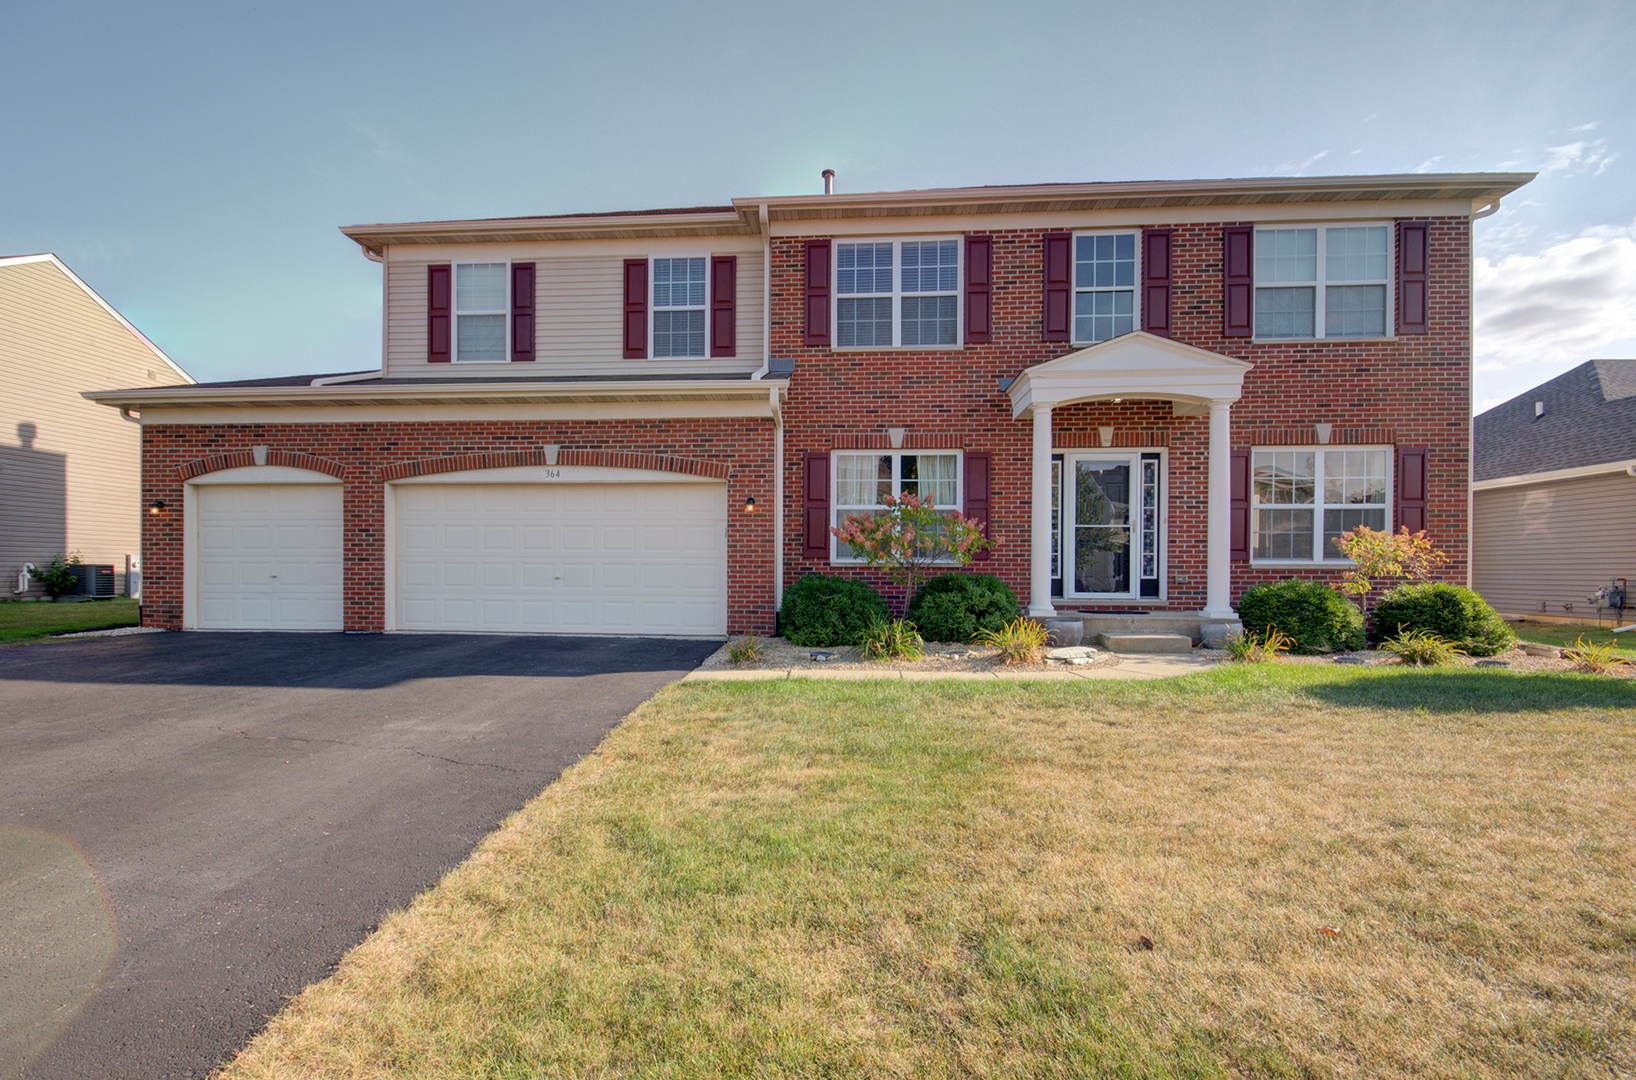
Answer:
[189,475,727,637]
[392,481,727,636]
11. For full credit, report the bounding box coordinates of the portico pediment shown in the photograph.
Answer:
[1007,332,1253,418]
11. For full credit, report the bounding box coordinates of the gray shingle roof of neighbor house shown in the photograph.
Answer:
[1473,359,1636,481]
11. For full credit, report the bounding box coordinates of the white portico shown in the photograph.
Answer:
[1006,332,1253,622]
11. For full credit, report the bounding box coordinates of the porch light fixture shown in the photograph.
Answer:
[743,496,757,513]
[148,500,166,515]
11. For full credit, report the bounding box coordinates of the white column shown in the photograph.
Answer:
[1202,398,1235,618]
[1029,404,1057,618]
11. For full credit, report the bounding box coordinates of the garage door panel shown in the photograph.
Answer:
[395,482,725,635]
[196,484,344,631]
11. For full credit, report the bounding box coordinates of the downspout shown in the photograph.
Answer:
[772,383,784,616]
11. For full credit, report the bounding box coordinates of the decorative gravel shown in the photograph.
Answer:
[53,626,170,639]
[1197,642,1636,678]
[700,635,1120,673]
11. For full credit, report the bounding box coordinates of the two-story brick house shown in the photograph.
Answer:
[90,172,1531,639]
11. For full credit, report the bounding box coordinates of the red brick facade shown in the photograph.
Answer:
[774,218,1473,612]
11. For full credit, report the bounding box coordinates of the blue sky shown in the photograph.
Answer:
[3,0,1631,412]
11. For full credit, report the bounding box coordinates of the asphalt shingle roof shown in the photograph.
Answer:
[1472,359,1636,481]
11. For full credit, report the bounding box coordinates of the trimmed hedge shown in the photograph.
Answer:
[1370,582,1515,656]
[778,574,889,647]
[1236,579,1365,654]
[906,573,1020,643]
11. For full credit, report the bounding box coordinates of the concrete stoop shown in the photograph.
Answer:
[1097,632,1195,654]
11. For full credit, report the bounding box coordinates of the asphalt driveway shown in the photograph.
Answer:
[0,630,718,1080]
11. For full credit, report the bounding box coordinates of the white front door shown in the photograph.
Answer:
[392,482,727,636]
[195,484,344,630]
[1060,452,1163,601]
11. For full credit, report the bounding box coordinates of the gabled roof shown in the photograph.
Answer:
[1006,332,1253,417]
[0,253,193,384]
[1473,359,1636,481]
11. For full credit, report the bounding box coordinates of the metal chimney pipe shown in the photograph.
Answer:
[822,169,835,195]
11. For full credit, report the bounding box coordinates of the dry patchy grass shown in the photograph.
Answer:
[219,666,1636,1080]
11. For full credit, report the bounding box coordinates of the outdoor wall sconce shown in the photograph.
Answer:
[148,500,166,515]
[743,496,757,513]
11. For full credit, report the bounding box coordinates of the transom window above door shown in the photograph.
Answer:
[835,239,960,348]
[1255,225,1392,339]
[455,262,508,361]
[1073,233,1138,344]
[831,451,961,560]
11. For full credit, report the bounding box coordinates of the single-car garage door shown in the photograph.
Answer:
[196,484,344,630]
[393,482,727,636]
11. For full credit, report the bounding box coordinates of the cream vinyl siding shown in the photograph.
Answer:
[385,253,764,377]
[1472,471,1636,617]
[0,258,184,597]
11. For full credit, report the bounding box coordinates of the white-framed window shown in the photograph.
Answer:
[454,261,508,361]
[651,256,708,359]
[1251,446,1392,562]
[831,451,961,561]
[835,239,960,348]
[1255,225,1392,339]
[1073,232,1138,344]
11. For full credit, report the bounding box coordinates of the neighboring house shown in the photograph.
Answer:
[2,254,192,599]
[88,172,1531,637]
[1472,359,1636,623]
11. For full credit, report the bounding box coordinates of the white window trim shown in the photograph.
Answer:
[832,237,963,350]
[1070,230,1141,346]
[649,254,711,360]
[1249,444,1394,565]
[1057,449,1168,601]
[453,259,511,363]
[1252,222,1395,341]
[829,449,964,564]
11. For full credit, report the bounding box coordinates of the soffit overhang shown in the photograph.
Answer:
[1007,332,1255,419]
[341,207,761,256]
[85,378,787,412]
[739,173,1536,224]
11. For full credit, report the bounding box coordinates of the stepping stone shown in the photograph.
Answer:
[1475,659,1509,667]
[809,651,837,662]
[1046,646,1098,660]
[1522,643,1561,657]
[1098,633,1192,654]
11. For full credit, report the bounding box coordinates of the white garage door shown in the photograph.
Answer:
[394,482,727,636]
[196,484,344,630]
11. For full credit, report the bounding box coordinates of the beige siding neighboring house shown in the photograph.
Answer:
[1471,359,1636,624]
[1,254,192,598]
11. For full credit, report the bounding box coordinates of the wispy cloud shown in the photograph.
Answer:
[347,115,416,166]
[1539,138,1615,176]
[1475,220,1636,377]
[1274,149,1330,176]
[1411,155,1443,174]
[1362,113,1377,123]
[1570,121,1601,133]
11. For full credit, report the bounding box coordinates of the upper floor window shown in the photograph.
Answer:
[835,239,960,348]
[455,262,508,361]
[1073,232,1137,344]
[652,256,707,358]
[1252,447,1391,561]
[1255,226,1391,339]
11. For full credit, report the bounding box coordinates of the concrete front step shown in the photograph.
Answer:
[1097,632,1195,654]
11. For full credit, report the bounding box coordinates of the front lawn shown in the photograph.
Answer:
[0,597,139,644]
[1510,619,1636,654]
[221,667,1636,1079]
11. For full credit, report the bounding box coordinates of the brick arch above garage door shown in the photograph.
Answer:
[380,449,731,483]
[177,450,346,480]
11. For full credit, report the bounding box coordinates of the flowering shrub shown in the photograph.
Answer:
[1334,526,1448,621]
[831,493,990,604]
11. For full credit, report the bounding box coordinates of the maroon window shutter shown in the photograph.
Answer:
[623,259,648,360]
[1396,447,1429,533]
[964,451,992,561]
[1397,221,1430,335]
[1230,449,1251,561]
[1223,226,1254,338]
[510,262,535,362]
[427,264,451,363]
[1141,228,1173,337]
[802,453,830,559]
[709,255,737,357]
[964,235,993,344]
[1042,232,1071,342]
[804,239,831,347]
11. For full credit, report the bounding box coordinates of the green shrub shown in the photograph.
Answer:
[1370,582,1515,656]
[1235,579,1365,654]
[778,574,889,647]
[905,573,1020,643]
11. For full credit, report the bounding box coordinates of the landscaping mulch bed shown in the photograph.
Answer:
[1201,642,1636,677]
[699,635,1120,673]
